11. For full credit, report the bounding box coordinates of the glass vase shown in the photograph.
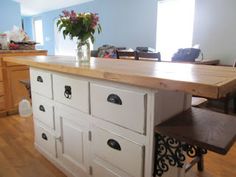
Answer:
[76,40,91,63]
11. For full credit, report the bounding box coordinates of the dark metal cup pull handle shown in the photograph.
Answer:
[39,105,45,112]
[42,133,48,141]
[37,76,43,83]
[107,94,122,105]
[64,85,72,99]
[107,139,121,151]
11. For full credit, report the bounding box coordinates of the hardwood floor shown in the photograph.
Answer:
[0,115,66,177]
[0,114,235,177]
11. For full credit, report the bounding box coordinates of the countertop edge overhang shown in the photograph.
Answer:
[4,56,236,99]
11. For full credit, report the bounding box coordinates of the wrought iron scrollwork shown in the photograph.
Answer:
[153,133,207,177]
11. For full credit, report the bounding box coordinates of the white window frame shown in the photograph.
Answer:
[156,0,196,61]
[33,19,44,45]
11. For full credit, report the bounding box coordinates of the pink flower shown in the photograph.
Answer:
[62,10,70,17]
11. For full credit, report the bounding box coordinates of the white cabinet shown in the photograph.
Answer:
[30,67,189,177]
[55,109,90,176]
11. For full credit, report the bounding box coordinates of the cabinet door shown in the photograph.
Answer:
[55,109,90,177]
[5,66,30,109]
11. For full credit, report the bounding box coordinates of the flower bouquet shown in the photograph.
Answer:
[57,10,102,62]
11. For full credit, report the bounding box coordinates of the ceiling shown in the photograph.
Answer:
[13,0,93,16]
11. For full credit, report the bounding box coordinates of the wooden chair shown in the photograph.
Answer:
[136,52,161,61]
[116,50,138,60]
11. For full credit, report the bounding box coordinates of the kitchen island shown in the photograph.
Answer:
[3,56,236,177]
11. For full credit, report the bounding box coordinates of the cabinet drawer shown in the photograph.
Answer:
[93,127,144,177]
[92,160,122,177]
[53,74,89,113]
[91,84,147,134]
[34,121,56,157]
[30,68,52,99]
[32,93,54,129]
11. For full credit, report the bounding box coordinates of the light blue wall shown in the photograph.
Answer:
[23,0,157,55]
[22,16,33,39]
[193,0,236,65]
[0,0,21,32]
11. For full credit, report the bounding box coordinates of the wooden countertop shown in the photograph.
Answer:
[3,56,236,99]
[0,50,47,57]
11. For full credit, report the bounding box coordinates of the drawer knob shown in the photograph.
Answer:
[107,139,121,151]
[39,105,45,112]
[37,76,43,83]
[41,133,48,141]
[64,85,72,99]
[107,94,122,105]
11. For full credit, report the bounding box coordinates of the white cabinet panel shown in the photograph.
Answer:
[90,83,147,134]
[62,119,83,164]
[55,109,90,176]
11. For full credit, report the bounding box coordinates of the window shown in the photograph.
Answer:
[34,19,44,45]
[156,0,195,60]
[54,19,93,56]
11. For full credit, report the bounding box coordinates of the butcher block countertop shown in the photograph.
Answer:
[3,56,236,99]
[0,50,47,57]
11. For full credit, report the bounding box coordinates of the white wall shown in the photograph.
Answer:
[193,0,236,65]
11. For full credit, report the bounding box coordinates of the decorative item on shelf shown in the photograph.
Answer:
[57,10,102,63]
[9,40,37,50]
[6,26,36,50]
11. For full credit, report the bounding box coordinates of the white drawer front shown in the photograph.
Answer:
[30,68,52,99]
[35,122,56,157]
[91,84,147,134]
[92,160,122,177]
[32,93,54,129]
[93,127,144,177]
[53,74,89,113]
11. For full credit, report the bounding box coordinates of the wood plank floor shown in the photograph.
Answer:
[0,115,66,177]
[0,115,235,177]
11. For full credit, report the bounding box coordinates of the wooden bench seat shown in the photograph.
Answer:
[155,107,236,154]
[153,107,236,177]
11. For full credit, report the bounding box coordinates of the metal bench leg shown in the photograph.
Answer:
[197,153,204,171]
[153,134,207,177]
